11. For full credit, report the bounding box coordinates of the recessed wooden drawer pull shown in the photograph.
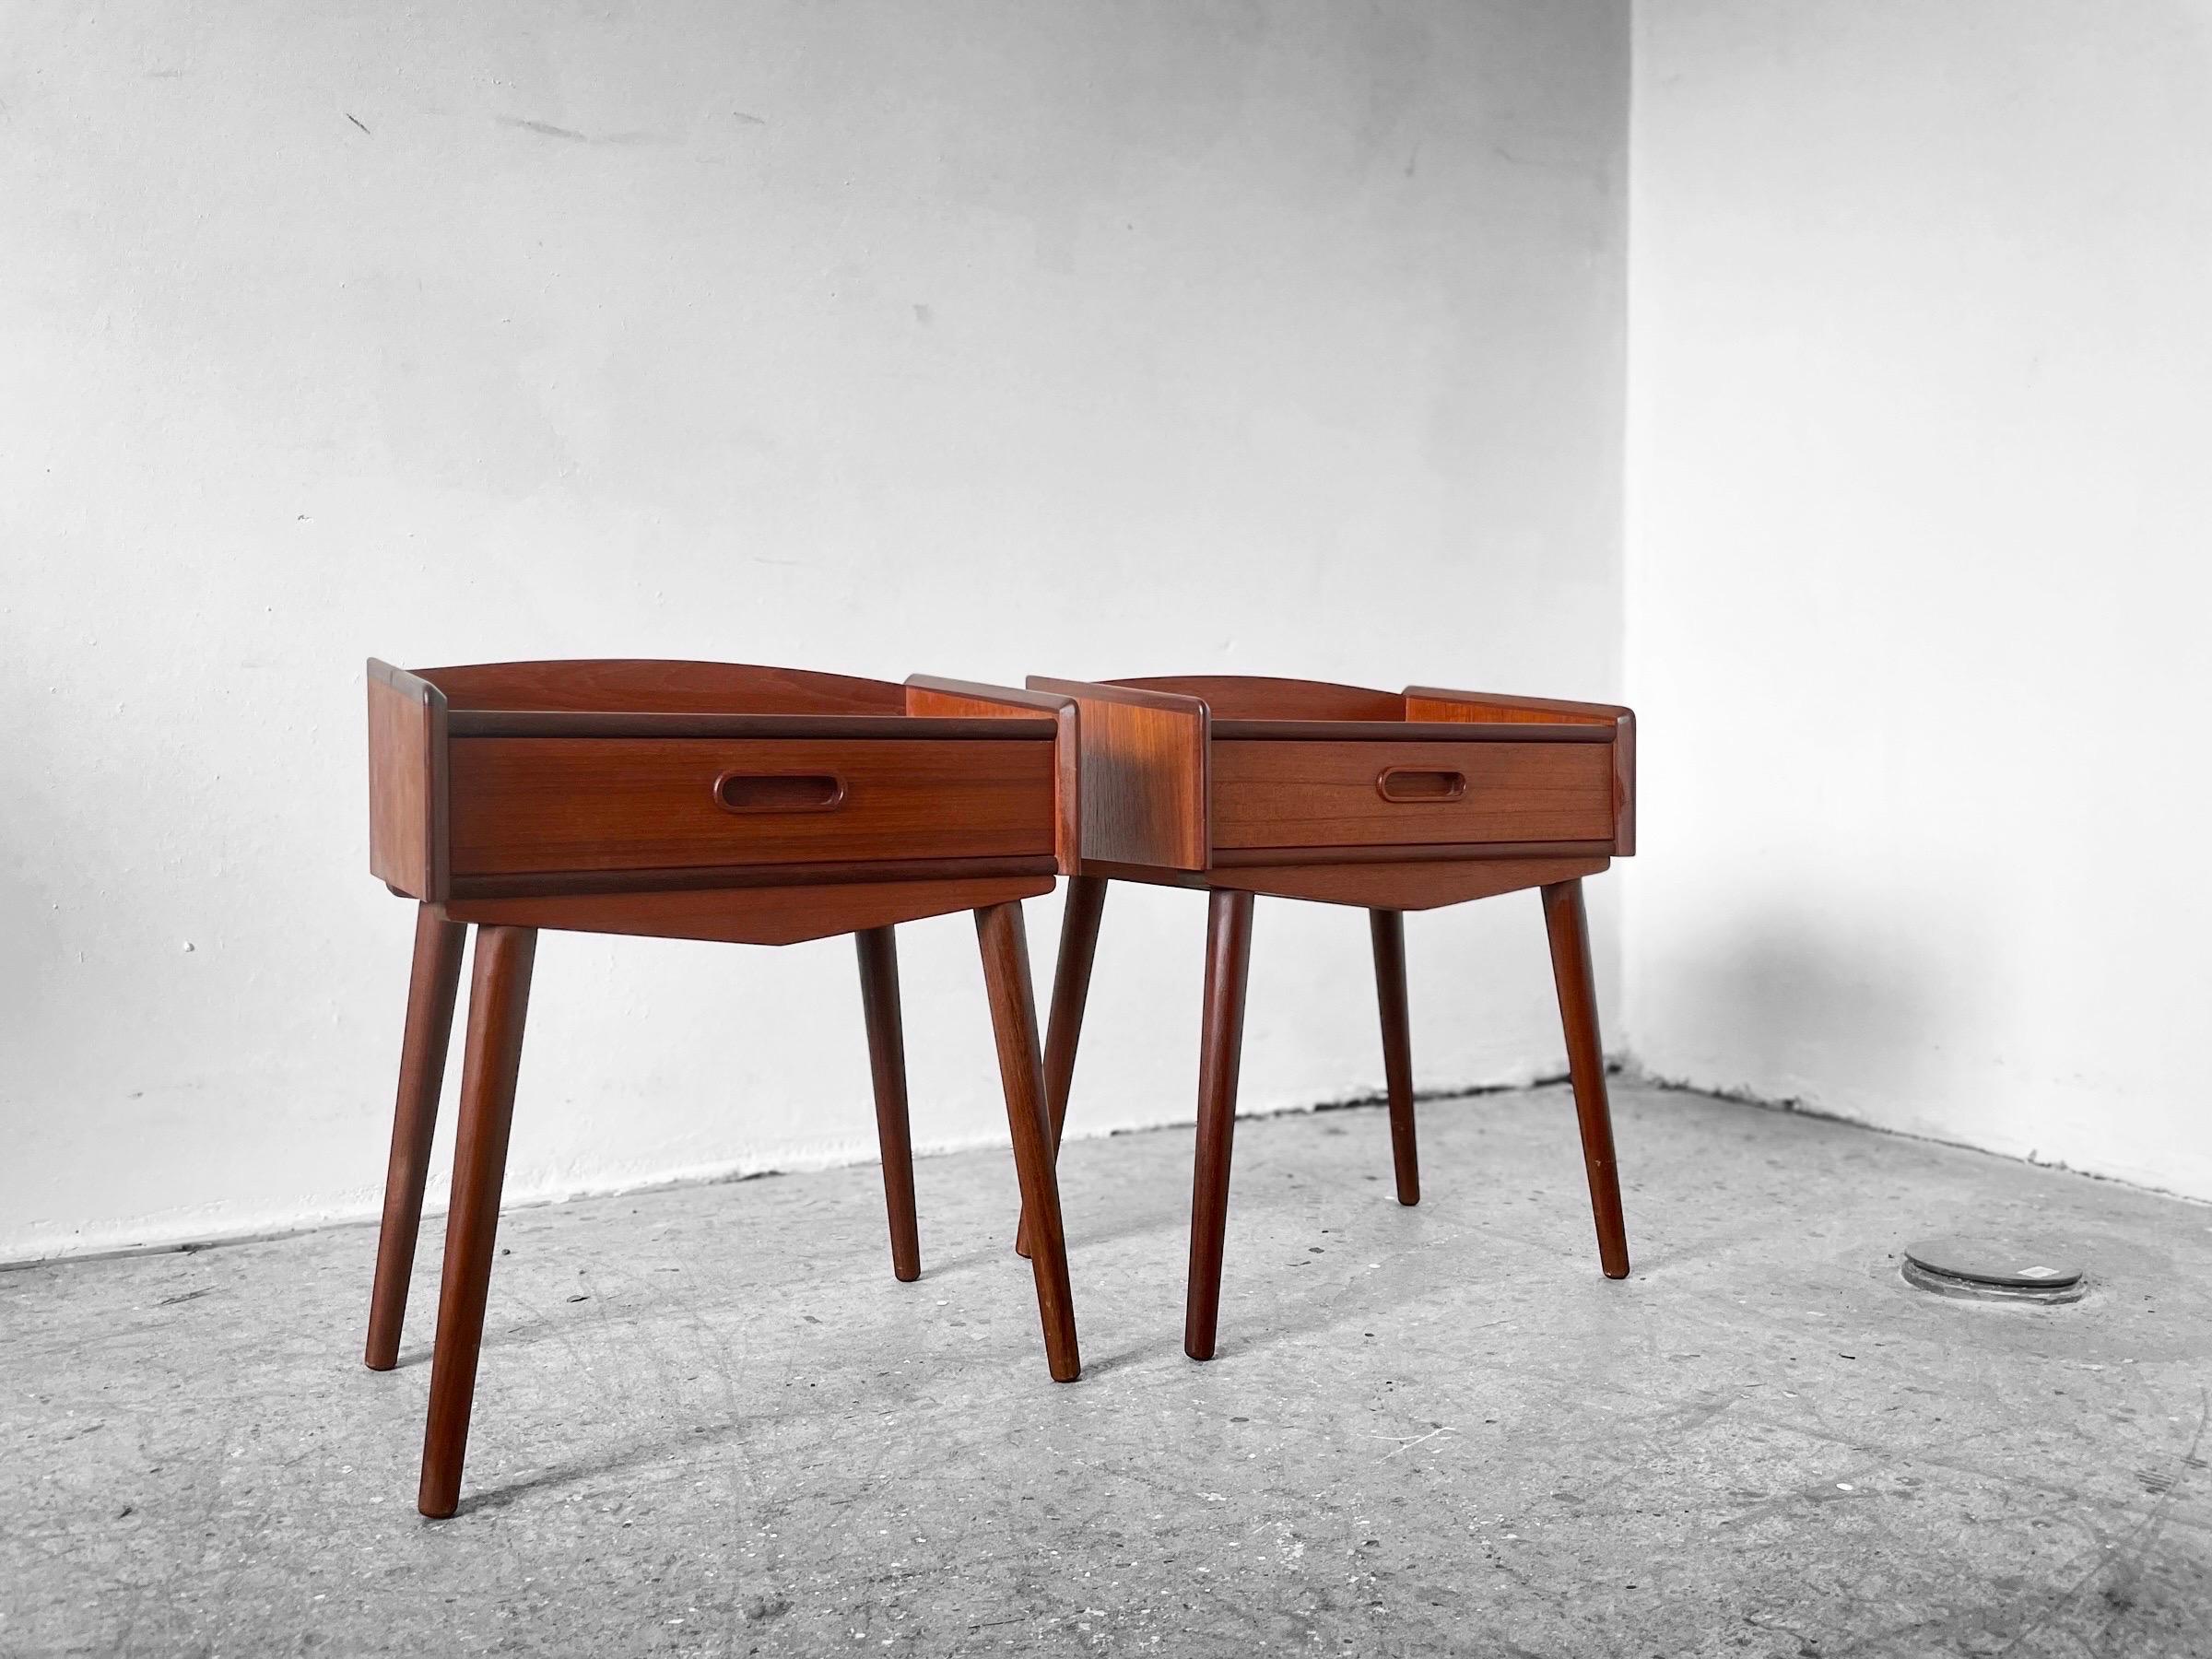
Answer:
[1375,767,1466,804]
[712,771,845,813]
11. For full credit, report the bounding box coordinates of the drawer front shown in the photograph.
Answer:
[1209,739,1615,851]
[448,737,1055,875]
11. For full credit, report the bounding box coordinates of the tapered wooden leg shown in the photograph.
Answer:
[1541,880,1630,1279]
[854,926,921,1283]
[973,901,1081,1382]
[1016,874,1108,1259]
[365,905,467,1371]
[418,924,537,1519]
[1185,888,1255,1362]
[1368,908,1420,1207]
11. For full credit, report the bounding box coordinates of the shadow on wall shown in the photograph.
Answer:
[0,724,77,1066]
[1641,903,1986,1128]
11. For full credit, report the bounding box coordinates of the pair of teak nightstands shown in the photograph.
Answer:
[365,659,1634,1517]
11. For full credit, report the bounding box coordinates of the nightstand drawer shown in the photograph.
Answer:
[1209,739,1615,851]
[448,737,1056,875]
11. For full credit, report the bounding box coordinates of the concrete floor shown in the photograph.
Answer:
[5,1082,2210,1658]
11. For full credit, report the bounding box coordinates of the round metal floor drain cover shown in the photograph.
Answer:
[1903,1235,2085,1300]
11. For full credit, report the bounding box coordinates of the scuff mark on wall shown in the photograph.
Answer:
[496,115,670,147]
[499,114,590,142]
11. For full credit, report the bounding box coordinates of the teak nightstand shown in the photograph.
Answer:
[947,675,1635,1361]
[365,659,1081,1517]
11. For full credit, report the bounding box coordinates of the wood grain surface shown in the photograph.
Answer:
[1208,738,1614,850]
[447,737,1055,874]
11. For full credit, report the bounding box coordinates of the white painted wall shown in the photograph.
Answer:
[1,3,1629,1259]
[1626,3,2212,1197]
